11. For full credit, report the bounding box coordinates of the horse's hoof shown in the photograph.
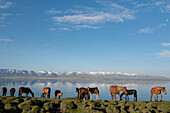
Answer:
[160,100,162,102]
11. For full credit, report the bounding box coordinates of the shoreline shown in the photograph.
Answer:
[0,76,170,81]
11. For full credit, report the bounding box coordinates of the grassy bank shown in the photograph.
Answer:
[0,96,170,113]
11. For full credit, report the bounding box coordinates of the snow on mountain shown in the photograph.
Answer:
[0,69,168,80]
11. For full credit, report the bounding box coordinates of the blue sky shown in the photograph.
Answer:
[0,0,170,77]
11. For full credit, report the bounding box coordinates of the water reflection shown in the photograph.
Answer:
[0,78,169,101]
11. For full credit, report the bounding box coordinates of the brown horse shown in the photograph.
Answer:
[1,87,7,96]
[88,87,100,100]
[55,90,61,99]
[10,88,16,96]
[120,89,137,101]
[150,86,167,101]
[109,85,128,101]
[76,87,90,99]
[41,87,51,98]
[18,87,34,97]
[57,93,63,99]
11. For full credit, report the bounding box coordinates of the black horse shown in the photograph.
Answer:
[120,89,137,101]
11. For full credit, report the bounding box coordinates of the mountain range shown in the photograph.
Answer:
[0,69,168,80]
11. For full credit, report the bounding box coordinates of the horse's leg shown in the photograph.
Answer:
[154,94,157,101]
[156,94,158,101]
[150,93,153,101]
[90,94,92,100]
[26,93,28,97]
[118,94,121,101]
[111,93,113,100]
[160,94,162,101]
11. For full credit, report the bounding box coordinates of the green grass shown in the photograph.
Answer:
[0,96,170,113]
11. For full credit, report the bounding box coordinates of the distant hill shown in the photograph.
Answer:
[0,69,168,80]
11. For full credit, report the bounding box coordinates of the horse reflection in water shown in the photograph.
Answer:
[41,87,51,98]
[150,86,167,101]
[18,87,34,98]
[120,89,137,101]
[109,85,128,101]
[1,87,7,96]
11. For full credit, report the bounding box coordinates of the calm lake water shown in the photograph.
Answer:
[0,78,169,101]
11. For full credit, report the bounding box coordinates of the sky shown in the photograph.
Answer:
[0,0,170,77]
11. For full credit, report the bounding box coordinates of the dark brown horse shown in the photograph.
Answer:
[55,90,61,99]
[109,85,128,101]
[1,87,7,96]
[150,86,167,101]
[18,87,34,97]
[76,87,90,99]
[88,87,100,100]
[10,88,16,96]
[120,89,137,101]
[41,87,51,98]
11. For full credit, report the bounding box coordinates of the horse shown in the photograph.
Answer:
[78,90,87,103]
[57,93,63,99]
[1,87,7,96]
[18,87,34,97]
[87,87,100,100]
[41,87,51,98]
[10,88,16,96]
[109,85,128,101]
[55,90,61,99]
[150,86,167,101]
[120,89,137,101]
[76,87,90,99]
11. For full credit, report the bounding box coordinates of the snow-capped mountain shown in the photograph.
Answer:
[0,69,168,80]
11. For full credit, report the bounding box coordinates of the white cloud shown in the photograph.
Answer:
[0,1,13,9]
[46,8,62,14]
[0,13,11,20]
[53,10,134,25]
[161,43,170,46]
[0,38,13,42]
[60,27,70,31]
[156,50,170,58]
[47,1,135,30]
[157,23,167,29]
[72,25,100,29]
[138,27,154,34]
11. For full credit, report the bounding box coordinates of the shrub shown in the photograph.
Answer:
[60,101,77,111]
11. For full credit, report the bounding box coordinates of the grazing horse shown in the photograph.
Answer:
[55,90,61,99]
[41,87,51,98]
[1,87,7,96]
[10,88,16,96]
[57,93,63,99]
[76,87,90,99]
[18,87,34,97]
[87,87,100,100]
[78,90,87,103]
[120,89,137,101]
[150,86,167,101]
[109,85,128,101]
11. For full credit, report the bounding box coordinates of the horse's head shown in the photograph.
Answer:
[162,87,167,94]
[31,93,34,98]
[76,88,79,92]
[41,94,44,98]
[123,87,128,95]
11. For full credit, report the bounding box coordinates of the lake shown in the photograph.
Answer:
[0,78,169,101]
